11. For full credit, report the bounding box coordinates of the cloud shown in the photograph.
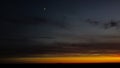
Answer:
[0,16,68,29]
[85,18,120,30]
[1,42,120,58]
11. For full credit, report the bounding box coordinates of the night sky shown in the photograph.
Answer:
[1,0,120,57]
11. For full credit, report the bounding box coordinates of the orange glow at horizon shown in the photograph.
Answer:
[2,56,120,63]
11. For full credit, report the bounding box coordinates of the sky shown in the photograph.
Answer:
[1,0,120,57]
[1,0,120,42]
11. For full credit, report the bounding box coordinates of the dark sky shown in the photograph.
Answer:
[1,0,120,47]
[1,0,120,58]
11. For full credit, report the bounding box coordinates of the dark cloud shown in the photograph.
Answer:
[0,16,68,29]
[103,20,119,29]
[85,19,120,29]
[86,19,99,25]
[1,42,120,58]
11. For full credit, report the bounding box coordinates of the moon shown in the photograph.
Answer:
[44,8,46,11]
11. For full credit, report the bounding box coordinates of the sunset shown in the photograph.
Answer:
[1,0,120,64]
[6,56,120,63]
[2,54,120,63]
